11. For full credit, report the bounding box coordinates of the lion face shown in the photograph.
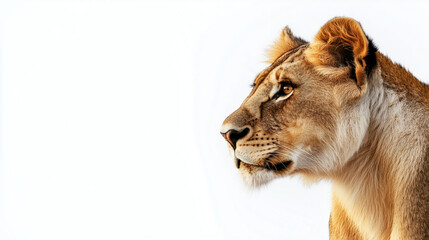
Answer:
[220,18,378,187]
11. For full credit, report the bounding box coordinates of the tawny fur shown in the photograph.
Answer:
[307,18,369,89]
[328,53,429,239]
[266,26,307,63]
[221,17,429,239]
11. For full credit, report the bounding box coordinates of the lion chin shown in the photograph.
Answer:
[237,158,294,188]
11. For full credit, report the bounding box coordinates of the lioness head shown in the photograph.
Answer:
[220,17,377,187]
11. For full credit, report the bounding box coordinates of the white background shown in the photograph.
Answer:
[1,1,428,239]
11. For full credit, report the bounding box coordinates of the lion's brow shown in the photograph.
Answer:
[252,45,306,87]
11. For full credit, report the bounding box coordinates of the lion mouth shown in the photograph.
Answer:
[235,157,292,171]
[264,160,292,171]
[235,157,241,169]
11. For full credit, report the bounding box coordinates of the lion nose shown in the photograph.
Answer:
[220,128,250,149]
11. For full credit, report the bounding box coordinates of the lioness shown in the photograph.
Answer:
[220,17,429,239]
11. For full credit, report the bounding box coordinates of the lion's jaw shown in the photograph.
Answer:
[221,88,373,188]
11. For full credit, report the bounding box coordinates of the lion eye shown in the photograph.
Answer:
[273,82,294,101]
[283,84,293,95]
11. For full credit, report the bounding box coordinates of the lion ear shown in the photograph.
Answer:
[306,17,377,89]
[266,26,307,63]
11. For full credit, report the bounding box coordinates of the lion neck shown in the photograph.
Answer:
[330,52,429,239]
